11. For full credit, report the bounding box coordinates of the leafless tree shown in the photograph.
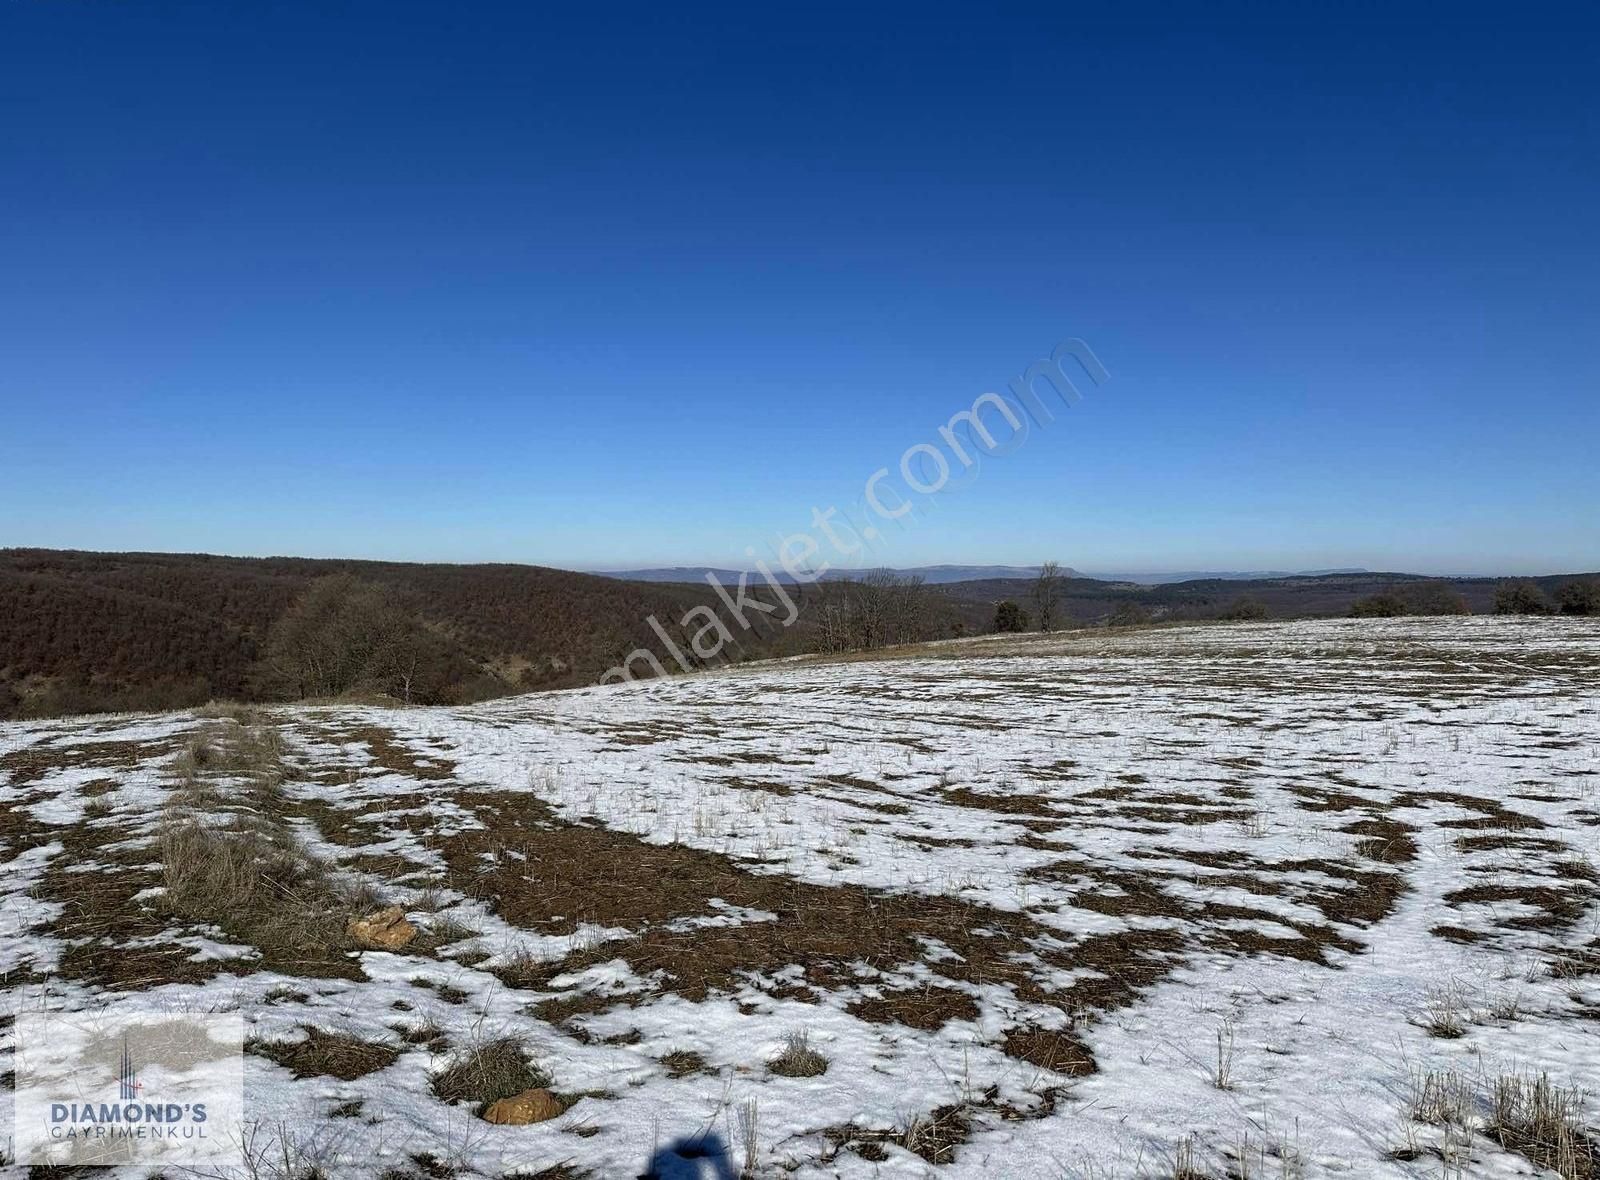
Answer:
[817,569,938,653]
[865,569,935,648]
[817,601,853,653]
[260,575,429,702]
[1033,560,1064,632]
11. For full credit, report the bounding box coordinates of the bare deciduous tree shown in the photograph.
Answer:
[260,575,433,702]
[1033,560,1063,632]
[858,569,932,649]
[817,602,853,653]
[814,569,941,653]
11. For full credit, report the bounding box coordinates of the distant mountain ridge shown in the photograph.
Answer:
[602,564,1369,586]
[1084,567,1371,585]
[600,564,1071,585]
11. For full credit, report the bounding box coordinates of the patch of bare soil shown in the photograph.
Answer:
[0,736,179,785]
[440,790,1190,1062]
[249,1027,403,1080]
[37,817,256,991]
[310,723,460,781]
[1343,816,1420,864]
[940,785,1061,818]
[1393,789,1546,831]
[1443,883,1595,932]
[1000,1027,1098,1075]
[847,986,980,1030]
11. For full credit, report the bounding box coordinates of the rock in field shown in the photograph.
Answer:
[347,905,417,950]
[482,1088,564,1124]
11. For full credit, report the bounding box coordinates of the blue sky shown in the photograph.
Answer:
[1,2,1595,575]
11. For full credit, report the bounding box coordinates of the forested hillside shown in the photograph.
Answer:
[3,549,1594,720]
[0,550,814,717]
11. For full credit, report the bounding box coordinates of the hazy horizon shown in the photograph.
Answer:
[2,540,1592,582]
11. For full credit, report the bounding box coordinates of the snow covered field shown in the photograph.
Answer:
[3,616,1598,1178]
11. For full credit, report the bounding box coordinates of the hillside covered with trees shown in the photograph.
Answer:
[2,549,1595,720]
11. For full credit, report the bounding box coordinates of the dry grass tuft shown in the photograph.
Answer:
[159,815,377,974]
[196,700,268,726]
[395,1018,451,1051]
[159,718,382,976]
[172,720,282,788]
[1172,1133,1212,1178]
[1550,943,1600,979]
[897,1104,971,1165]
[431,1035,549,1112]
[999,1026,1097,1076]
[417,914,483,952]
[1489,1073,1599,1179]
[1409,1068,1473,1127]
[249,1026,402,1080]
[767,1029,828,1078]
[1421,982,1468,1038]
[658,1049,712,1078]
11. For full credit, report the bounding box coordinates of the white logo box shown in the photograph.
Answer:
[13,1010,245,1167]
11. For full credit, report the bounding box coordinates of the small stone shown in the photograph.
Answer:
[482,1088,564,1125]
[347,905,417,950]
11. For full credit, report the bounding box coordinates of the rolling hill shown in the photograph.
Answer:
[1,549,1593,720]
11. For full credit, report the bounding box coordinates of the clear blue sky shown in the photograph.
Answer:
[2,2,1596,575]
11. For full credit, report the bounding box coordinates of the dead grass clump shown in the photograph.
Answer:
[488,944,547,989]
[249,1027,401,1080]
[1409,1068,1473,1127]
[160,719,382,977]
[1457,834,1566,853]
[823,1103,977,1165]
[172,720,283,802]
[1343,816,1419,864]
[898,1104,972,1165]
[197,700,267,726]
[1172,1134,1212,1179]
[767,1030,828,1077]
[999,1027,1097,1076]
[1489,1073,1599,1179]
[431,1036,549,1113]
[172,730,222,780]
[846,986,979,1030]
[1551,942,1600,979]
[1444,883,1593,932]
[1420,982,1468,1038]
[380,1154,466,1180]
[410,978,472,1005]
[415,914,482,953]
[159,816,375,977]
[395,1018,451,1051]
[659,1049,712,1078]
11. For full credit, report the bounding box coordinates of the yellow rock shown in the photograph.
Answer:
[347,905,417,950]
[482,1088,564,1125]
